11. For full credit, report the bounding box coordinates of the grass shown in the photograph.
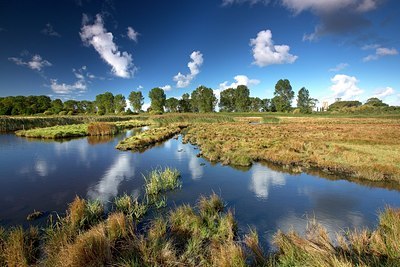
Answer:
[116,124,187,151]
[0,194,399,266]
[15,119,151,139]
[183,117,400,183]
[144,167,182,196]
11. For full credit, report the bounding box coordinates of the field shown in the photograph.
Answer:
[183,116,400,183]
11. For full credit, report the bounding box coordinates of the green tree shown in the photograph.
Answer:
[179,93,191,112]
[128,91,144,113]
[149,88,166,113]
[51,99,64,114]
[219,88,235,112]
[165,97,180,112]
[95,92,115,114]
[234,85,251,112]
[114,94,126,113]
[261,98,271,112]
[64,100,78,114]
[364,97,388,107]
[191,86,217,113]
[249,97,263,112]
[274,79,294,112]
[297,87,317,113]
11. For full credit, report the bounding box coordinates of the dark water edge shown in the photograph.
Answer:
[0,131,399,250]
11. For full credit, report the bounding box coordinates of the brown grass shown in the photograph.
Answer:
[183,117,400,182]
[87,122,119,136]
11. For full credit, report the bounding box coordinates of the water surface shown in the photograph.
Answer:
[1,131,399,249]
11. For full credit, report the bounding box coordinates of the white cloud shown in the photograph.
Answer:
[173,51,203,88]
[41,23,61,37]
[142,102,151,111]
[330,74,364,100]
[281,0,378,14]
[250,30,298,67]
[361,44,380,50]
[50,79,87,94]
[80,14,135,78]
[160,85,172,91]
[127,27,139,42]
[329,62,349,72]
[363,47,398,62]
[372,87,395,99]
[249,164,285,199]
[9,54,52,71]
[219,75,260,90]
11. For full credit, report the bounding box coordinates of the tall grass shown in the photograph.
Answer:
[144,167,182,196]
[87,122,119,136]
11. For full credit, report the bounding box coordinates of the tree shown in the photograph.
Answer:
[234,85,251,112]
[149,88,166,113]
[329,101,362,111]
[165,97,180,112]
[64,100,79,114]
[51,99,64,114]
[273,79,294,112]
[250,97,263,112]
[95,92,115,114]
[261,98,271,112]
[219,88,235,112]
[296,87,317,113]
[364,97,388,107]
[114,94,126,113]
[128,91,144,113]
[191,86,217,113]
[179,93,191,112]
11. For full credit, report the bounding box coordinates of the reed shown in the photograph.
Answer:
[144,167,181,197]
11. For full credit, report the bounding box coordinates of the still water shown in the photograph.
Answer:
[1,130,399,249]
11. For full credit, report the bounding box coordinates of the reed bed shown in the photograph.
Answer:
[1,195,398,266]
[116,124,187,151]
[183,117,400,183]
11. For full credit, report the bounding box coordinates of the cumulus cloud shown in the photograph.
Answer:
[330,74,364,100]
[173,51,203,88]
[250,30,297,67]
[80,14,134,78]
[329,62,349,72]
[160,85,172,91]
[50,66,90,94]
[281,0,381,40]
[8,54,52,71]
[41,23,61,37]
[127,27,139,42]
[219,75,260,90]
[372,87,395,98]
[363,47,398,62]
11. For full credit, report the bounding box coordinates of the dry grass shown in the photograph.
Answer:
[183,117,400,182]
[87,122,119,136]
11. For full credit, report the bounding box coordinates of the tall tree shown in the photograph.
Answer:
[128,91,144,113]
[273,79,294,112]
[234,85,251,112]
[261,98,271,112]
[165,97,180,112]
[179,93,191,112]
[249,97,263,112]
[114,94,126,113]
[95,92,115,114]
[50,99,63,114]
[297,87,317,113]
[149,87,166,113]
[191,86,217,113]
[364,97,388,107]
[219,88,235,112]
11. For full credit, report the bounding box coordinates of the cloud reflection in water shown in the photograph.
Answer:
[250,164,286,199]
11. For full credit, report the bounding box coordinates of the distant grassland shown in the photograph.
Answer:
[183,117,400,183]
[0,115,150,132]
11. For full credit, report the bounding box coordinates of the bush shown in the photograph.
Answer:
[58,111,67,116]
[43,110,53,116]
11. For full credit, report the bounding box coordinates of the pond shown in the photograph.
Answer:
[1,129,399,250]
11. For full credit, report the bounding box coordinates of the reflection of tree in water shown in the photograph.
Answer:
[87,135,114,145]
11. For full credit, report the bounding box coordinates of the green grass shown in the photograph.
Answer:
[116,124,187,151]
[144,167,182,196]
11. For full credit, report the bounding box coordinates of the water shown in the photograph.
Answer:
[1,130,399,249]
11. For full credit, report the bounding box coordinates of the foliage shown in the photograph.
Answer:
[365,97,388,107]
[0,95,51,115]
[329,100,362,111]
[297,87,318,113]
[165,97,179,112]
[273,79,294,112]
[235,85,251,112]
[250,97,263,112]
[95,92,115,114]
[179,93,191,112]
[114,94,126,113]
[191,85,217,113]
[149,87,166,113]
[219,88,235,112]
[128,91,144,113]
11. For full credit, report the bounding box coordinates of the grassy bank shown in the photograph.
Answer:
[116,124,187,151]
[0,115,150,133]
[183,117,400,183]
[14,120,151,139]
[0,196,398,266]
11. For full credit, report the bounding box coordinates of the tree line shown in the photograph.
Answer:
[0,79,393,116]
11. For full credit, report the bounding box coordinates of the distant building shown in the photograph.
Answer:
[322,101,329,111]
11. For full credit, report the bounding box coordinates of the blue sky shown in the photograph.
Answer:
[1,0,399,108]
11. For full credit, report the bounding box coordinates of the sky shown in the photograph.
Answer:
[1,0,399,108]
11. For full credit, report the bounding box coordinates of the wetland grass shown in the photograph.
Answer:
[183,117,400,183]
